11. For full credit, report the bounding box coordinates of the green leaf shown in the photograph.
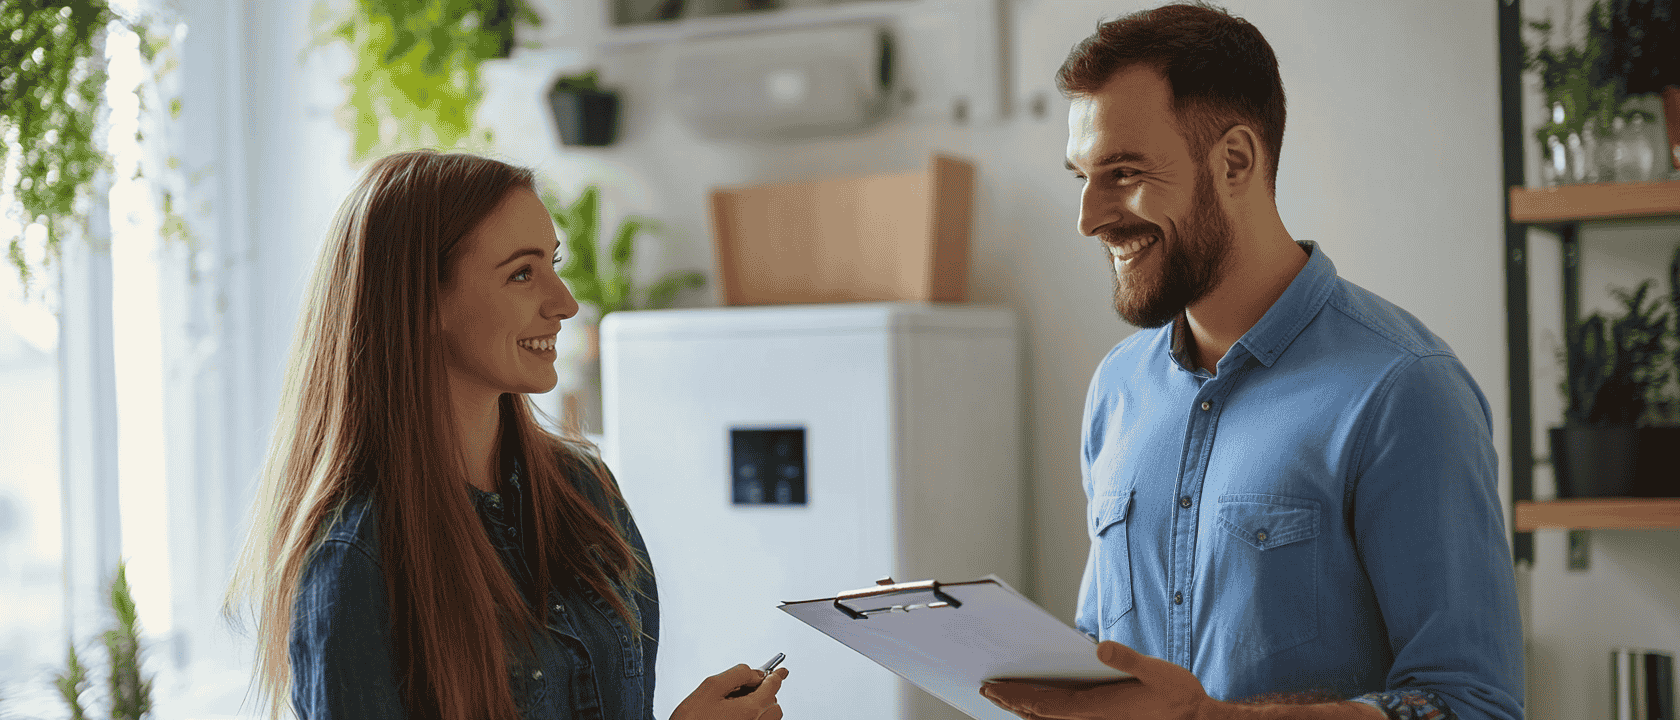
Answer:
[54,641,89,720]
[642,271,707,311]
[600,275,631,315]
[610,217,640,278]
[516,0,543,26]
[420,26,452,74]
[561,187,600,277]
[561,274,603,308]
[382,29,419,65]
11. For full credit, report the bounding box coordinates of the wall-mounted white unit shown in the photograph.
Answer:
[601,302,1023,720]
[591,0,1009,126]
[669,23,895,140]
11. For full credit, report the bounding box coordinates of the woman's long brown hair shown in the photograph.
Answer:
[224,150,647,720]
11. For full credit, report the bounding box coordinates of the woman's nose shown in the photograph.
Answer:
[550,276,581,321]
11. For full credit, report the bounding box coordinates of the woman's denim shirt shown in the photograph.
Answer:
[289,456,659,720]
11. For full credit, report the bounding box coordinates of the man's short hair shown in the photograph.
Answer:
[1057,2,1286,195]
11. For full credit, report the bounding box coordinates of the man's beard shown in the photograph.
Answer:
[1106,167,1234,329]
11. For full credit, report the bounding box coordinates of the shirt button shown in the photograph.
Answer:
[1256,530,1269,543]
[531,669,543,680]
[1173,592,1184,605]
[1179,495,1192,508]
[1200,401,1211,411]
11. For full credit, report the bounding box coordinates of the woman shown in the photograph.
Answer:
[224,150,788,720]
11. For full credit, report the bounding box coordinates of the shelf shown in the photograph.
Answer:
[601,0,917,46]
[1514,498,1680,530]
[1509,179,1680,224]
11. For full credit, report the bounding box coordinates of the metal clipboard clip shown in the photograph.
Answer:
[833,577,964,620]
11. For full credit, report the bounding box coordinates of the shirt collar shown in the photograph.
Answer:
[466,456,525,510]
[1168,240,1337,372]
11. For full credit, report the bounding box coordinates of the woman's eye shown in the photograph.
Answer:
[512,267,533,282]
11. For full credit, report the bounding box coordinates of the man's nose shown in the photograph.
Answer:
[1078,184,1116,238]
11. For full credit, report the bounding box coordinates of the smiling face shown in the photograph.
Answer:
[438,188,580,399]
[1067,65,1235,329]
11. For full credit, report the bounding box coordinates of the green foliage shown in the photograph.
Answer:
[1521,0,1655,150]
[309,0,541,162]
[1,3,189,300]
[0,1,116,299]
[1559,279,1674,426]
[104,562,153,720]
[1668,242,1680,421]
[553,69,602,93]
[54,642,91,720]
[52,560,154,720]
[548,187,705,318]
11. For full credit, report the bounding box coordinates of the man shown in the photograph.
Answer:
[980,4,1523,720]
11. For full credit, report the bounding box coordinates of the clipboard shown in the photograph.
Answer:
[779,575,1132,720]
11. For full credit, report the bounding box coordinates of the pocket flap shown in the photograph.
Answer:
[1090,492,1133,537]
[1216,495,1319,550]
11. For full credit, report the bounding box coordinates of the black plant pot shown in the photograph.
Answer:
[549,87,620,147]
[1634,426,1680,497]
[1551,425,1640,498]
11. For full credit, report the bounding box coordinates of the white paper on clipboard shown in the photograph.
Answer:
[778,575,1132,720]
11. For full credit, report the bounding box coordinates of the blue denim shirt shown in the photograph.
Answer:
[290,455,659,719]
[1077,242,1523,720]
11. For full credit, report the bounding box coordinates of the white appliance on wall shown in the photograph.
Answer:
[600,302,1024,720]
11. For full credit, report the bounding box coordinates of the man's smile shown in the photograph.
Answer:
[1108,234,1160,264]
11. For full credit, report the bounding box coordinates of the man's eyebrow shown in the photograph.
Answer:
[1066,150,1151,172]
[495,241,562,268]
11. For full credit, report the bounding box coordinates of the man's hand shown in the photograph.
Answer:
[979,641,1213,720]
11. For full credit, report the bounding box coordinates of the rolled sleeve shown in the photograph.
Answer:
[290,539,408,720]
[1350,354,1524,720]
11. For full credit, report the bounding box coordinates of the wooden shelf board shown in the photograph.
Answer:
[1514,498,1680,530]
[1509,180,1680,223]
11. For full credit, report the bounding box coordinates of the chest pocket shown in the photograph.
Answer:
[1089,492,1134,629]
[1214,494,1320,654]
[507,637,554,711]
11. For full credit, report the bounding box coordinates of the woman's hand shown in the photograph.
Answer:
[672,663,791,720]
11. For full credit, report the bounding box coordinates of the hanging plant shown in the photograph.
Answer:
[1,3,190,300]
[1,1,117,299]
[308,0,541,162]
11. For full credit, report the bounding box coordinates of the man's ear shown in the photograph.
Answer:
[1211,124,1263,191]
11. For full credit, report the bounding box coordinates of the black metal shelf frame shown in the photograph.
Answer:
[1498,0,1535,565]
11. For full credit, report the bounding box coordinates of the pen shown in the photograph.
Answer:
[725,653,786,698]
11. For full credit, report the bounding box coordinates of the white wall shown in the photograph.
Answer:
[237,2,1680,720]
[465,0,1511,630]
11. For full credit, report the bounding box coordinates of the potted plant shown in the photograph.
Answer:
[1523,0,1663,183]
[1591,0,1680,171]
[1553,279,1674,497]
[547,185,705,433]
[547,70,621,148]
[1640,244,1680,496]
[56,560,155,720]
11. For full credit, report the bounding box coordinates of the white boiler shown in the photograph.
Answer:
[600,302,1023,720]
